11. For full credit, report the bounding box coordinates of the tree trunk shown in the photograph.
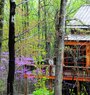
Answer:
[43,0,51,60]
[0,0,4,63]
[21,1,29,56]
[7,1,16,95]
[38,0,40,40]
[54,0,67,95]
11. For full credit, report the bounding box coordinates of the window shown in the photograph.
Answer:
[64,45,86,67]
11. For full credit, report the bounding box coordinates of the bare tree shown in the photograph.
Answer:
[54,0,67,95]
[0,0,4,63]
[43,0,51,61]
[7,0,16,95]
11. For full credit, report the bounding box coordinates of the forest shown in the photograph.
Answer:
[0,0,90,95]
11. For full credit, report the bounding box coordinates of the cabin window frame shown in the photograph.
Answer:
[64,45,86,67]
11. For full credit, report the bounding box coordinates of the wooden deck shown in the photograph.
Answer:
[24,74,90,82]
[23,64,90,82]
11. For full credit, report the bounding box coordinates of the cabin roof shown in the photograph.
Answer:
[65,34,90,41]
[67,5,90,28]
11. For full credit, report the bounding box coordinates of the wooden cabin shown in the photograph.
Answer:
[23,5,90,83]
[63,5,90,82]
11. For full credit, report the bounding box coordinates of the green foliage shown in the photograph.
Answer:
[3,0,89,56]
[67,0,87,18]
[32,56,52,95]
[34,77,46,89]
[80,84,88,95]
[0,80,5,92]
[33,88,53,95]
[69,89,75,95]
[32,61,49,90]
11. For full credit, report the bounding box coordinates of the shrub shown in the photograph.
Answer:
[33,88,53,95]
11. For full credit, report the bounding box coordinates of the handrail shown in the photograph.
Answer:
[63,65,90,69]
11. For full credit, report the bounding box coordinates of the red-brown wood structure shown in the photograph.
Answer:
[64,36,90,82]
[24,5,90,83]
